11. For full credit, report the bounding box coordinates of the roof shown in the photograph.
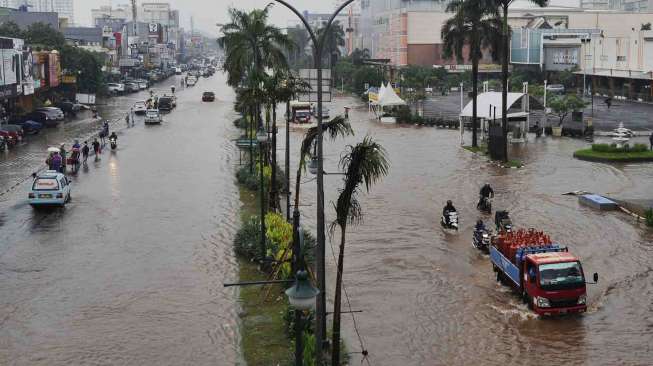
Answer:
[64,27,103,43]
[372,83,406,107]
[0,8,59,30]
[529,251,579,264]
[460,92,526,119]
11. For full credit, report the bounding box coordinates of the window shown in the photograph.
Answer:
[617,56,627,62]
[33,178,59,191]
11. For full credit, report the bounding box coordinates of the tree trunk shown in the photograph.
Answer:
[270,100,278,211]
[249,107,254,173]
[501,4,509,162]
[331,226,347,366]
[472,37,479,148]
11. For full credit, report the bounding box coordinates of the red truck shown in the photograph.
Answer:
[490,229,598,316]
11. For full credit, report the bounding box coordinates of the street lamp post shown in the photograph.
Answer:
[274,1,357,362]
[257,128,269,260]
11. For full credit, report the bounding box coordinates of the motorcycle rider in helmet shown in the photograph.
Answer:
[475,219,485,232]
[443,200,457,225]
[109,132,117,143]
[478,183,494,208]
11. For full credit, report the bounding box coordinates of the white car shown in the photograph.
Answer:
[107,83,125,95]
[133,101,147,115]
[135,79,149,90]
[186,76,197,86]
[28,170,71,207]
[144,109,162,124]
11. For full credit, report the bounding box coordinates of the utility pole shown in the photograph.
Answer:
[131,0,137,21]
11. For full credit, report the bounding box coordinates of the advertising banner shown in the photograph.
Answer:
[48,51,60,87]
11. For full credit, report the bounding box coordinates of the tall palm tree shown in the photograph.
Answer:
[218,5,295,88]
[330,136,389,366]
[236,78,267,172]
[316,21,346,86]
[442,0,501,148]
[495,0,547,160]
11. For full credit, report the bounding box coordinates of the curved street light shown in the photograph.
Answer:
[272,2,357,363]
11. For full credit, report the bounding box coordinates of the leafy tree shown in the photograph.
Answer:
[558,68,577,89]
[352,66,383,95]
[287,25,311,68]
[351,48,370,65]
[330,136,389,366]
[549,94,587,126]
[60,45,104,93]
[442,0,501,147]
[316,20,345,66]
[218,5,295,87]
[0,21,24,38]
[25,22,65,49]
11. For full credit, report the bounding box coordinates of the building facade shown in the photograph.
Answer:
[2,0,74,25]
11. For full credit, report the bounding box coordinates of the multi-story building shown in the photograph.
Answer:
[582,0,653,11]
[91,5,133,26]
[3,0,74,25]
[0,6,59,30]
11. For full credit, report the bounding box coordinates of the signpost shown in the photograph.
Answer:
[297,68,331,102]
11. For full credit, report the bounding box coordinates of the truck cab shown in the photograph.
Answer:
[522,252,588,315]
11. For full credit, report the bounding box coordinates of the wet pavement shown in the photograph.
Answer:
[0,71,652,366]
[0,74,242,365]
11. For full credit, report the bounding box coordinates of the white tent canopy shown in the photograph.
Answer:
[377,83,406,107]
[460,92,525,119]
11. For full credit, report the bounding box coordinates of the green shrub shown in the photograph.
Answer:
[646,208,653,227]
[283,307,315,340]
[592,143,649,154]
[233,117,249,129]
[236,165,260,191]
[234,216,262,260]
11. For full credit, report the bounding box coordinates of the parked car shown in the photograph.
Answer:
[36,107,65,121]
[21,120,43,134]
[125,82,140,93]
[19,111,58,127]
[133,101,147,115]
[144,109,162,124]
[55,101,82,116]
[28,170,71,207]
[107,83,125,95]
[202,91,216,102]
[0,124,24,146]
[135,79,149,90]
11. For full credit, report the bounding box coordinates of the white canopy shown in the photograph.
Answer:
[460,92,525,119]
[377,83,406,107]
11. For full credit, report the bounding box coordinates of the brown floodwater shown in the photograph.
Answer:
[0,71,651,366]
[281,96,653,366]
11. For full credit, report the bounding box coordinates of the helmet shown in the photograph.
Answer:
[446,200,452,205]
[477,219,483,226]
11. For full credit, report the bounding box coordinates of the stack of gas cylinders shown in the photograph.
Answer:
[493,228,552,262]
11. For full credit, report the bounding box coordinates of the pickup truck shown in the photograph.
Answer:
[490,228,597,316]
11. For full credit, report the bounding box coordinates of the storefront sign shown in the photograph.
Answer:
[62,75,77,84]
[48,52,61,87]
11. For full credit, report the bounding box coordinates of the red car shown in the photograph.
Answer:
[0,125,23,146]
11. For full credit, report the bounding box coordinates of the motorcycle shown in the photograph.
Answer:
[110,137,117,150]
[441,210,459,231]
[473,226,491,252]
[477,196,492,214]
[495,210,513,233]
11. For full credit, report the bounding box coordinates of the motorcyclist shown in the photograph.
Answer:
[443,200,456,224]
[479,183,494,207]
[475,219,485,232]
[109,132,118,143]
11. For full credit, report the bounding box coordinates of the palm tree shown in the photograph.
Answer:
[495,0,547,160]
[236,79,267,172]
[442,0,501,148]
[316,21,346,86]
[330,136,389,366]
[218,5,295,87]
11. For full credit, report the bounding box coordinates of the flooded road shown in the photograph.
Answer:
[1,69,652,366]
[281,97,653,365]
[0,74,242,364]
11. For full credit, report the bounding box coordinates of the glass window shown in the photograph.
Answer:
[539,261,584,289]
[33,178,59,191]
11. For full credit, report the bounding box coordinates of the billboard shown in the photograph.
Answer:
[48,51,61,88]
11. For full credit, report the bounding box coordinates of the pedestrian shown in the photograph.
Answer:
[125,113,130,126]
[59,144,67,173]
[49,152,62,172]
[605,97,612,109]
[344,106,349,120]
[82,141,90,164]
[649,132,653,151]
[92,138,101,161]
[130,108,135,126]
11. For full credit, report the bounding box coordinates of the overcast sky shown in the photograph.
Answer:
[74,0,335,34]
[74,0,579,35]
